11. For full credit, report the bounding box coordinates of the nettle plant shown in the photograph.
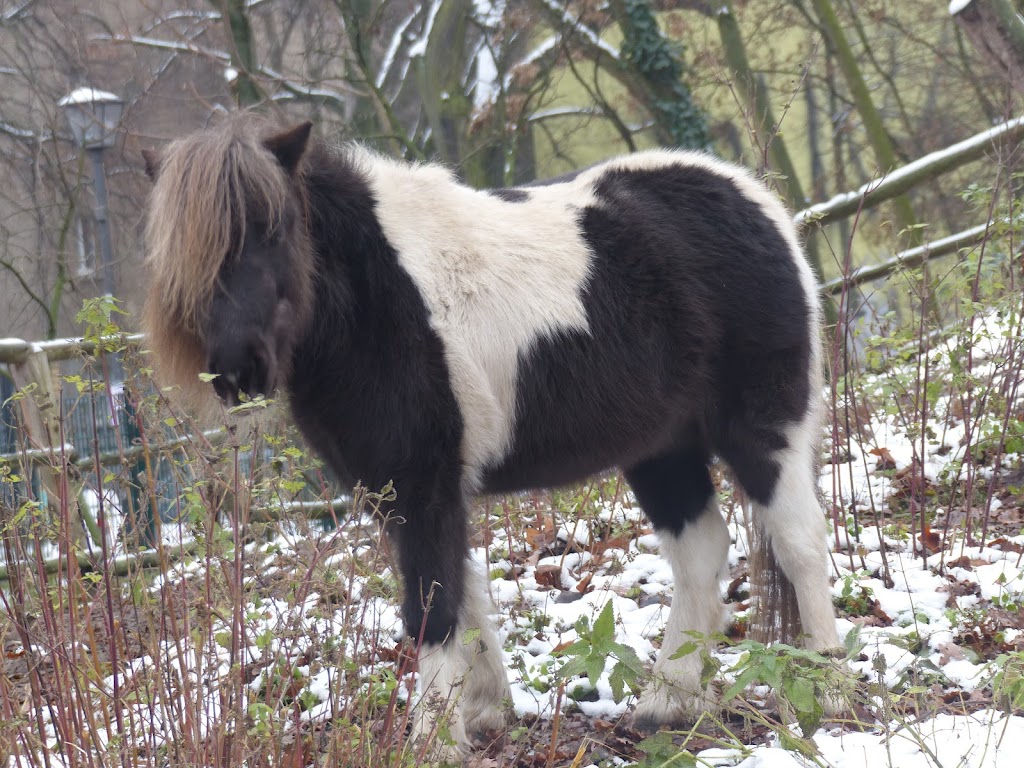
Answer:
[554,600,647,704]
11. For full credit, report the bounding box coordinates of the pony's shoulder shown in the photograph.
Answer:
[340,144,461,189]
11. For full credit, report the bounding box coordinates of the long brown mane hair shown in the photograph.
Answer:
[143,113,306,402]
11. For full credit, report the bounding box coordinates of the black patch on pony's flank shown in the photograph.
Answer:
[487,187,530,202]
[483,162,812,524]
[284,143,469,646]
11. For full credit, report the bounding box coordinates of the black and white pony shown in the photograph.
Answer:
[142,114,839,757]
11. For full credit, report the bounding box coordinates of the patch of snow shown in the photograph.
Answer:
[58,87,121,106]
[408,0,443,58]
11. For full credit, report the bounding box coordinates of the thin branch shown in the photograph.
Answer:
[795,114,1024,227]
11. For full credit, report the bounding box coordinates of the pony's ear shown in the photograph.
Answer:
[141,149,162,180]
[264,121,313,174]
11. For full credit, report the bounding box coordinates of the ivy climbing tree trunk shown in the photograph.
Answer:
[217,0,263,106]
[612,0,710,149]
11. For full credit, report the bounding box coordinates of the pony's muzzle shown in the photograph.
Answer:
[207,337,278,407]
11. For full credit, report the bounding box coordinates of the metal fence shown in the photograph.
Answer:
[2,355,190,546]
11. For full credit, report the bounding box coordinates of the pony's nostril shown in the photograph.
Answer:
[222,372,239,393]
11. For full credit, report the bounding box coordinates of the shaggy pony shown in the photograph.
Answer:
[143,114,840,759]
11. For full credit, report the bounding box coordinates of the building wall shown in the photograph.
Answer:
[0,0,232,341]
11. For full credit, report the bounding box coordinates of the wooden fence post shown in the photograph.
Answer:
[9,344,87,547]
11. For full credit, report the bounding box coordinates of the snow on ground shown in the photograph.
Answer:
[7,311,1024,767]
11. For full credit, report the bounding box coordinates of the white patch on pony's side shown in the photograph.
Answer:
[633,500,729,726]
[359,149,596,489]
[362,147,823,494]
[412,558,510,755]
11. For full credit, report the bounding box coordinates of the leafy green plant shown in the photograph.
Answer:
[632,731,697,768]
[989,651,1024,713]
[722,631,860,737]
[834,574,876,617]
[554,600,646,703]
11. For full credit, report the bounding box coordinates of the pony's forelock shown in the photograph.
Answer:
[143,115,297,395]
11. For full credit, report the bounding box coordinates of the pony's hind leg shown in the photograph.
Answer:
[626,441,730,729]
[757,420,840,651]
[726,417,840,654]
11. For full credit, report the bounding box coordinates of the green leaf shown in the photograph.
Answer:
[585,654,606,684]
[668,640,699,660]
[635,731,698,767]
[556,657,589,681]
[723,663,762,701]
[784,677,817,714]
[591,601,616,651]
[609,665,625,702]
[554,639,588,659]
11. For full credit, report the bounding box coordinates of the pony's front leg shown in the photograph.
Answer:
[390,491,509,760]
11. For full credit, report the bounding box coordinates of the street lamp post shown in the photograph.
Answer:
[58,88,124,298]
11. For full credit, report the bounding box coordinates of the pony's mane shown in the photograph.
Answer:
[143,114,296,397]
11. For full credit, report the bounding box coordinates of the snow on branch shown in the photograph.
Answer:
[2,0,35,23]
[537,0,620,60]
[820,221,996,295]
[258,63,360,104]
[376,8,420,88]
[1,121,37,140]
[100,34,358,108]
[795,115,1024,228]
[408,0,443,58]
[103,32,228,60]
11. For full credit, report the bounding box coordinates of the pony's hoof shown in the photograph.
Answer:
[413,732,467,767]
[820,682,854,719]
[411,708,469,765]
[631,685,716,732]
[464,702,509,736]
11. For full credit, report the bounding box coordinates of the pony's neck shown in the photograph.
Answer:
[303,143,383,257]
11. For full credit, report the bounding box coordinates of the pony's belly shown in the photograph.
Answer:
[480,454,615,495]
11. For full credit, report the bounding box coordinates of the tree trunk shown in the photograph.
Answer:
[952,0,1024,96]
[809,0,921,245]
[717,3,825,284]
[217,0,263,106]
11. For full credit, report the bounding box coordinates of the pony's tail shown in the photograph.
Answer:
[746,505,802,645]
